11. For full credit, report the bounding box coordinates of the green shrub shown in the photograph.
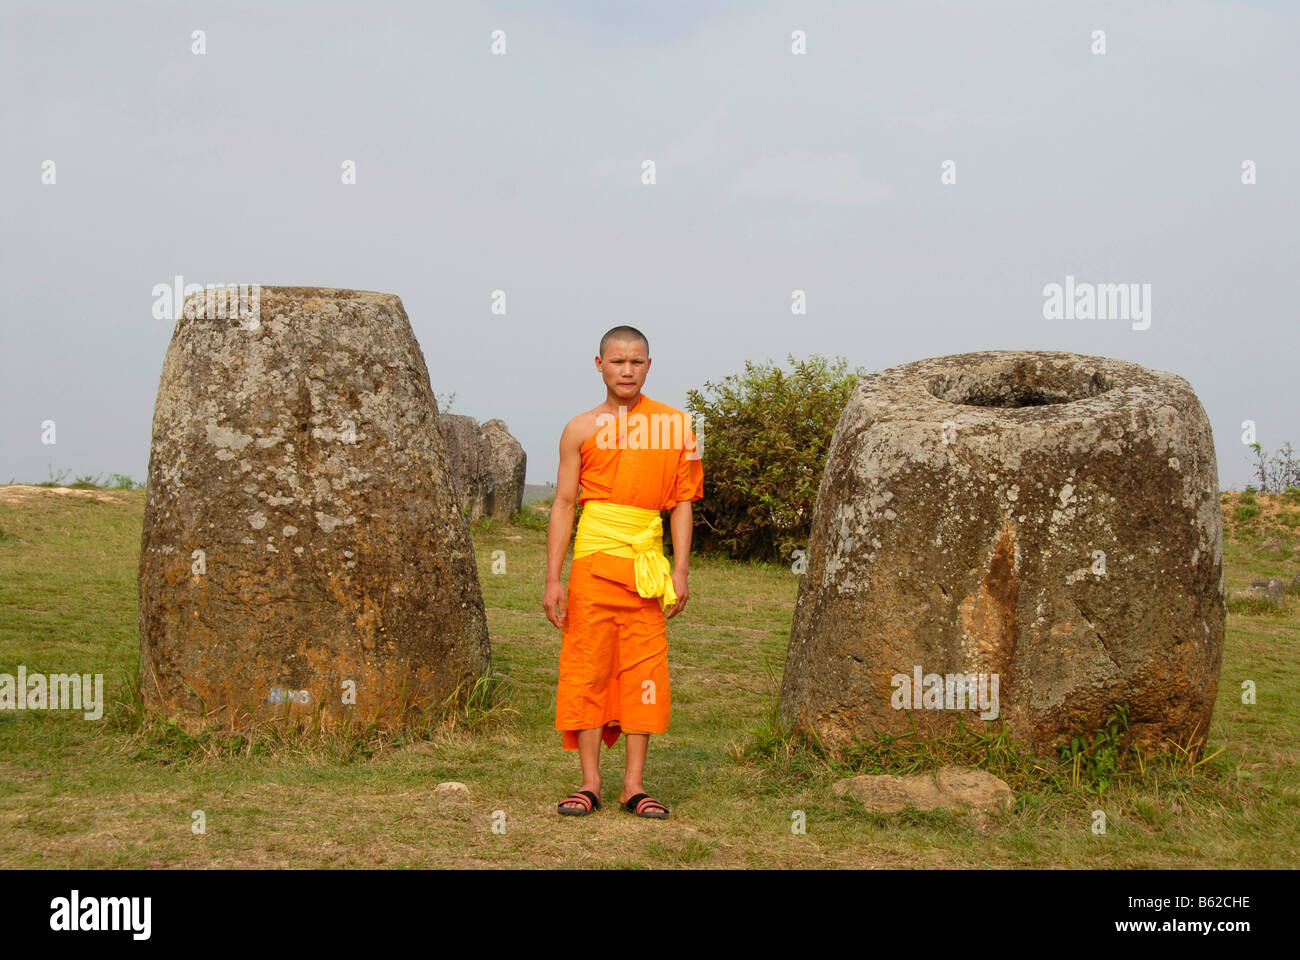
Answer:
[35,465,71,487]
[1227,595,1282,616]
[1249,442,1300,493]
[510,503,550,531]
[686,354,866,562]
[1234,502,1261,523]
[1058,705,1135,795]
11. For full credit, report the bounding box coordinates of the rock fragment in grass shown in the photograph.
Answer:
[435,781,471,800]
[833,765,1013,813]
[1244,578,1286,607]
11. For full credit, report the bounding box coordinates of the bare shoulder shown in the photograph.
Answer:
[560,410,603,450]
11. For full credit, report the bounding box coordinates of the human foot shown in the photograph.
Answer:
[620,792,668,819]
[557,789,601,816]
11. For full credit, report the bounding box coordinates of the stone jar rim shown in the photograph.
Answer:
[855,349,1188,425]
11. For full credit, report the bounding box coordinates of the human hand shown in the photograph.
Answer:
[665,569,689,620]
[543,581,567,629]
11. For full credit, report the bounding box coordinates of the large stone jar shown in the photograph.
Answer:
[139,286,490,731]
[779,350,1224,758]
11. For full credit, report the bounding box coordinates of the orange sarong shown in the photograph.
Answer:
[555,393,704,750]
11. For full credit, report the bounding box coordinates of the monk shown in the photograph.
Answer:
[543,325,703,819]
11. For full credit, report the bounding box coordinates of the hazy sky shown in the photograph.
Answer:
[2,0,1296,490]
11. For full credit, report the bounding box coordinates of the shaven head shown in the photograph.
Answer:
[599,325,650,359]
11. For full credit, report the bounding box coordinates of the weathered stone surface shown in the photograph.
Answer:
[1244,578,1286,607]
[438,414,526,522]
[439,415,482,517]
[780,350,1224,759]
[435,781,471,800]
[482,419,527,517]
[833,766,1014,813]
[139,287,490,731]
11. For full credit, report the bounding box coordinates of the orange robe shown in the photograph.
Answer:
[556,393,704,750]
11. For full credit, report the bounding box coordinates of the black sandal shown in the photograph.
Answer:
[557,790,601,816]
[622,793,669,819]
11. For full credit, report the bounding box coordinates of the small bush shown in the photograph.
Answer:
[1059,705,1135,795]
[687,354,867,562]
[25,467,141,490]
[510,503,549,531]
[35,465,71,487]
[1234,503,1261,523]
[1249,442,1300,493]
[1227,594,1282,616]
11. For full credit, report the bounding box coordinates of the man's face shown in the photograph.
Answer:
[596,337,650,402]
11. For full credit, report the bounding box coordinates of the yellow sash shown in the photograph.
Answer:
[573,500,677,611]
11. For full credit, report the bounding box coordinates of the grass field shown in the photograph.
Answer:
[1,484,1297,868]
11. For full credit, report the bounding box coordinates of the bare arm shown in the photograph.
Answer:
[542,420,583,628]
[666,499,693,619]
[669,500,693,574]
